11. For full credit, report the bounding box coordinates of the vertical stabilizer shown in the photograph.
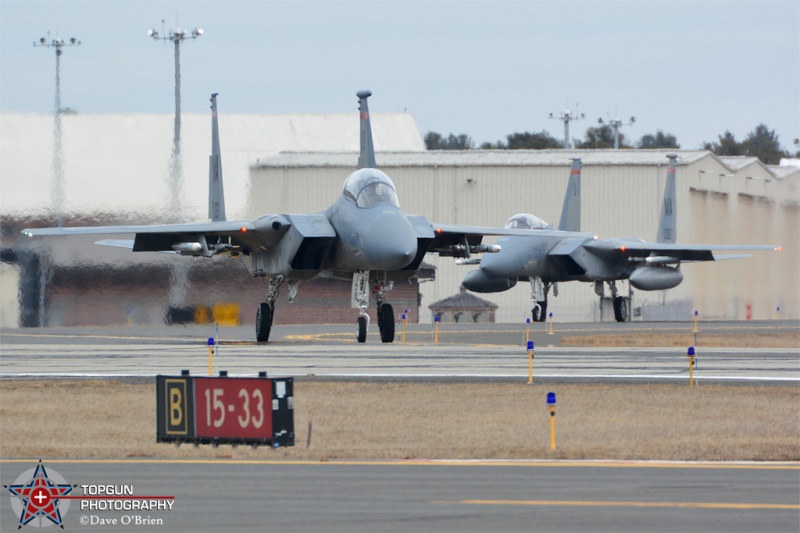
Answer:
[357,90,377,169]
[208,93,226,222]
[558,158,582,231]
[657,154,677,243]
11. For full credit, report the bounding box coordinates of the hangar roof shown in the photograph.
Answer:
[254,149,718,169]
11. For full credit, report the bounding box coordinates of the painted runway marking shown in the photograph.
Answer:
[2,458,798,470]
[446,499,800,510]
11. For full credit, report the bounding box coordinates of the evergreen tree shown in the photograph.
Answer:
[741,124,786,165]
[703,126,789,164]
[505,131,563,149]
[424,131,474,150]
[479,130,562,150]
[638,130,680,149]
[575,125,630,149]
[703,130,743,156]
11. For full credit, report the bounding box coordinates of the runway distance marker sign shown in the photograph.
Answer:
[156,374,294,447]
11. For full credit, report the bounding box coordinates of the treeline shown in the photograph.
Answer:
[425,123,797,165]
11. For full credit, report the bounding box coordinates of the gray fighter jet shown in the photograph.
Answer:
[22,90,551,343]
[461,155,780,322]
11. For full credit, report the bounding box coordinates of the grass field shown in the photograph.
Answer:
[1,380,797,462]
[560,332,800,348]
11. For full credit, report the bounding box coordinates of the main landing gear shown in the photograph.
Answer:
[254,272,397,344]
[530,277,556,322]
[255,275,299,342]
[594,280,630,322]
[353,271,395,343]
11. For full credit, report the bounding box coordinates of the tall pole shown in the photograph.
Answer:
[598,115,636,149]
[549,104,584,149]
[148,23,203,220]
[171,37,182,217]
[34,33,80,227]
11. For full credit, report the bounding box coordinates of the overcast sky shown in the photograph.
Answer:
[1,0,798,151]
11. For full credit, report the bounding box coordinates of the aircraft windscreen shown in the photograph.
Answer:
[504,213,550,230]
[343,169,400,208]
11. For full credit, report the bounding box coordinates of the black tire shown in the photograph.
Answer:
[532,301,547,322]
[613,296,628,322]
[356,316,368,343]
[256,302,273,342]
[379,304,395,343]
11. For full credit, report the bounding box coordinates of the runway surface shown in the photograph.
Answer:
[2,322,798,532]
[1,321,797,383]
[1,459,797,532]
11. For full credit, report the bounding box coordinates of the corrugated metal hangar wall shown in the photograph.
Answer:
[249,150,798,323]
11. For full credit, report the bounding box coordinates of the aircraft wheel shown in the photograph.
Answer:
[256,302,273,342]
[379,304,395,343]
[613,296,628,322]
[356,316,368,343]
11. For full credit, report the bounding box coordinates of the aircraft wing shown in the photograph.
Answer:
[21,215,294,256]
[428,222,594,258]
[583,239,780,263]
[21,220,256,237]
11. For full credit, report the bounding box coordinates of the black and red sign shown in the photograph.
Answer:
[156,374,294,447]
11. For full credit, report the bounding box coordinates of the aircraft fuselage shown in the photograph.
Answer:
[324,193,418,274]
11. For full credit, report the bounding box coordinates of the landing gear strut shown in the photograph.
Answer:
[352,271,395,343]
[595,280,631,322]
[256,275,283,342]
[530,277,554,322]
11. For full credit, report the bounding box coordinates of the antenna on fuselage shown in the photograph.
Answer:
[208,92,226,222]
[558,158,582,231]
[657,154,677,243]
[357,90,377,169]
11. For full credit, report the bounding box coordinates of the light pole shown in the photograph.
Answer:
[549,104,585,149]
[34,32,80,227]
[148,23,203,219]
[598,115,636,149]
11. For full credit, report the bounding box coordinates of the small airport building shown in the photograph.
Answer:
[1,111,797,327]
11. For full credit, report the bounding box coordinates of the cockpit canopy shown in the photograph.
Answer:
[343,168,400,208]
[504,213,551,230]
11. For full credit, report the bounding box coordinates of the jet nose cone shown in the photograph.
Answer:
[362,214,418,271]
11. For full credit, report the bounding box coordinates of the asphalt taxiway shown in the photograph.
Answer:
[1,459,797,532]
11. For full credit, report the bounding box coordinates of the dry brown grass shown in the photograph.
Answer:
[1,380,798,462]
[560,332,800,348]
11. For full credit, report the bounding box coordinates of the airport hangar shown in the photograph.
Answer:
[1,111,797,327]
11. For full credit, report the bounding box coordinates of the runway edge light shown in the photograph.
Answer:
[208,337,215,376]
[527,340,534,384]
[547,392,557,450]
